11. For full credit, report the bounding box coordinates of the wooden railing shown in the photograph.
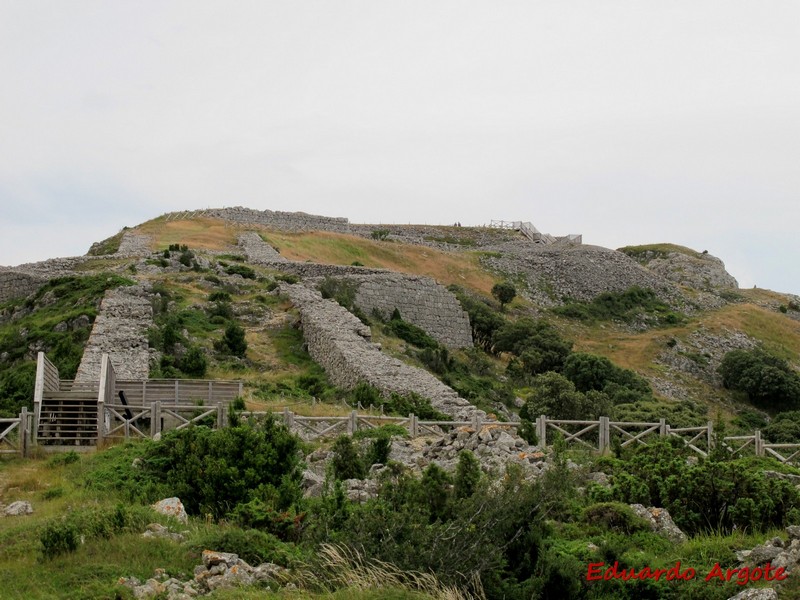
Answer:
[33,352,59,444]
[114,379,243,406]
[102,401,227,441]
[0,409,31,457]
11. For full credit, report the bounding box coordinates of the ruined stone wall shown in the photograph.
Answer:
[115,232,154,257]
[0,270,47,303]
[237,232,288,264]
[279,283,483,421]
[350,274,473,348]
[235,234,471,348]
[205,207,350,232]
[0,257,88,303]
[74,284,154,383]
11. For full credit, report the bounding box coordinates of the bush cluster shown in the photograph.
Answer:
[554,286,684,326]
[719,348,800,410]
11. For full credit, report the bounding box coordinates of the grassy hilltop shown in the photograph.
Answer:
[2,213,800,599]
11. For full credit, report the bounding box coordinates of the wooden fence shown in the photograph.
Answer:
[0,409,31,457]
[115,379,243,405]
[102,402,227,441]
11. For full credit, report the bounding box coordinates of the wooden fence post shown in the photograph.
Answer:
[659,419,667,437]
[216,404,225,429]
[755,430,763,457]
[20,408,29,458]
[409,413,418,438]
[97,401,105,445]
[348,410,358,435]
[707,420,714,450]
[536,415,547,447]
[284,408,294,429]
[599,416,610,453]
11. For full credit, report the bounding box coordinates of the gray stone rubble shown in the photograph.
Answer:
[120,549,287,599]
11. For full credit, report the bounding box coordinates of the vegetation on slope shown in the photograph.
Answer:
[0,274,133,417]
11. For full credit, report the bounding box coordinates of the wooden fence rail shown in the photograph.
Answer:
[0,408,31,457]
[102,402,227,441]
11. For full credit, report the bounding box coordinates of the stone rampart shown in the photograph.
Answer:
[205,207,350,233]
[74,284,154,383]
[115,232,154,257]
[0,270,47,303]
[234,234,471,347]
[237,232,289,264]
[0,257,89,303]
[279,283,483,421]
[350,274,472,348]
[480,243,685,308]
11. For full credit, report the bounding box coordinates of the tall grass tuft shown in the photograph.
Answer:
[298,543,485,600]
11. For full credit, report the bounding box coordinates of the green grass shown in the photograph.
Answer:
[86,230,126,256]
[618,243,703,262]
[0,274,133,416]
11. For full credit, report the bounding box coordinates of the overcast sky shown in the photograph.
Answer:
[1,1,798,294]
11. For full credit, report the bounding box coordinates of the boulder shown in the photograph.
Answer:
[142,523,186,542]
[726,589,778,600]
[628,504,687,544]
[152,498,188,524]
[3,501,33,517]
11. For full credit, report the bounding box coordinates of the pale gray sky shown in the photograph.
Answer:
[1,1,798,294]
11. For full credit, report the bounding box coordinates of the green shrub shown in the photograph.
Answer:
[188,526,300,567]
[208,290,232,302]
[519,372,612,421]
[180,345,208,377]
[140,418,302,520]
[719,348,800,410]
[385,315,438,349]
[275,274,299,284]
[583,502,650,534]
[608,439,800,535]
[491,281,517,310]
[562,352,651,403]
[225,264,256,279]
[554,286,684,326]
[370,229,390,241]
[318,277,358,309]
[374,391,448,420]
[364,434,392,466]
[217,322,248,357]
[331,435,366,480]
[449,286,505,353]
[40,520,79,559]
[454,450,481,499]
[493,318,572,374]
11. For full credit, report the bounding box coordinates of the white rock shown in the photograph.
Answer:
[152,497,188,524]
[4,501,33,516]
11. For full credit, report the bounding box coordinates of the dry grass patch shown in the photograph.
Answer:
[700,303,800,359]
[260,231,498,294]
[135,217,239,252]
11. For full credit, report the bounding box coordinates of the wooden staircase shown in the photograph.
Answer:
[37,384,99,447]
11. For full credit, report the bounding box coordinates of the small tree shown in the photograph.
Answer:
[222,323,248,357]
[454,450,481,499]
[491,281,517,311]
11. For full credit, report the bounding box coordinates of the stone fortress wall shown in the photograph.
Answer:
[0,270,46,304]
[203,207,351,233]
[74,284,154,383]
[278,282,483,422]
[238,233,473,348]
